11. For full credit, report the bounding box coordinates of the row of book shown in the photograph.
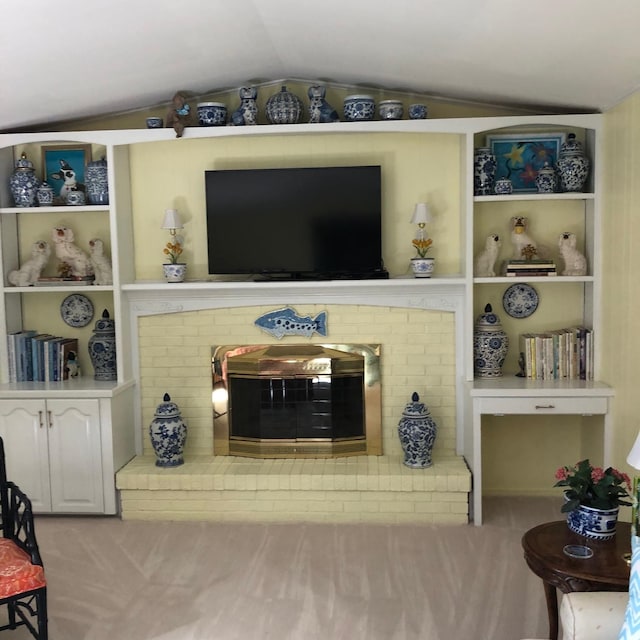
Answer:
[504,260,557,277]
[518,327,593,380]
[7,330,79,383]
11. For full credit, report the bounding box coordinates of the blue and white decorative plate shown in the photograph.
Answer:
[502,283,539,318]
[60,294,94,328]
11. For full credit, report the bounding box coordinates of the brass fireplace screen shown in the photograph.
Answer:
[211,344,381,458]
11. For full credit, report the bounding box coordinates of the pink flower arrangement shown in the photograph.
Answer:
[554,459,632,513]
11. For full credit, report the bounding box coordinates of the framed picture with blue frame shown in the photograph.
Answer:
[41,144,91,202]
[486,132,566,193]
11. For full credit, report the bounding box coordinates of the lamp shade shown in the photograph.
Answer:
[628,430,640,470]
[161,209,183,230]
[410,203,432,225]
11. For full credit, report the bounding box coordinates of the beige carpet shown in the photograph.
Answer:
[3,497,562,639]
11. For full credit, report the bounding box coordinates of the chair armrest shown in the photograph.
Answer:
[560,591,627,640]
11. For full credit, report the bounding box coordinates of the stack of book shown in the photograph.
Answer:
[504,259,557,277]
[7,330,79,382]
[519,327,593,380]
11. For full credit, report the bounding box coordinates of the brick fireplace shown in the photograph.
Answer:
[117,279,471,523]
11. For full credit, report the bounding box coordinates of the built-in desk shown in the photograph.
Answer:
[467,378,614,525]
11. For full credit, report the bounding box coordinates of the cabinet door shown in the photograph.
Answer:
[0,399,51,511]
[47,399,104,513]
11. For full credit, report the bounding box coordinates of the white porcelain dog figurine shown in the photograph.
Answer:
[558,232,587,276]
[52,227,93,277]
[89,238,113,285]
[8,240,51,286]
[474,234,502,277]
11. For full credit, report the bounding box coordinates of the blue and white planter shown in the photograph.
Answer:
[566,502,619,541]
[163,263,186,282]
[411,257,435,278]
[149,393,187,468]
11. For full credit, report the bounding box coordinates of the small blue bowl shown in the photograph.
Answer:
[343,95,375,122]
[408,104,428,120]
[197,102,227,126]
[146,116,163,129]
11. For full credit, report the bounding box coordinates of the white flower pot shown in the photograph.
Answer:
[163,263,186,283]
[410,257,435,278]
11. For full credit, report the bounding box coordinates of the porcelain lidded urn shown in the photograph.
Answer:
[265,86,303,125]
[9,152,40,207]
[85,156,109,205]
[473,147,496,196]
[149,393,188,467]
[397,392,438,468]
[88,309,117,380]
[473,304,509,378]
[557,133,590,192]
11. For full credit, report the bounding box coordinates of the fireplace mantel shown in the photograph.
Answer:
[123,275,468,455]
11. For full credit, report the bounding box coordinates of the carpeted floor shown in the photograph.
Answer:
[2,497,563,639]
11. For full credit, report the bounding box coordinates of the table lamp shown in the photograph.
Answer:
[410,203,432,240]
[161,209,183,237]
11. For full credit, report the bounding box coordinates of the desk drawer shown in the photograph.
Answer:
[477,396,608,415]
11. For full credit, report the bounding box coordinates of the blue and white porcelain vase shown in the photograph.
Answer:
[566,501,619,541]
[557,133,590,192]
[85,156,109,205]
[36,181,54,206]
[9,153,40,207]
[149,393,187,468]
[88,309,117,381]
[494,177,513,195]
[410,257,435,278]
[397,392,437,468]
[473,304,509,378]
[266,86,303,124]
[473,147,496,196]
[535,161,557,193]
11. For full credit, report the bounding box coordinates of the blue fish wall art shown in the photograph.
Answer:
[254,307,328,339]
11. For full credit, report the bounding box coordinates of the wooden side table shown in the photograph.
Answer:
[522,520,630,640]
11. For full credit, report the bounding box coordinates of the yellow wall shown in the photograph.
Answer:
[600,92,640,470]
[130,133,462,279]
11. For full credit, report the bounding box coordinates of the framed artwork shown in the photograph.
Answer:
[41,144,91,200]
[486,132,566,193]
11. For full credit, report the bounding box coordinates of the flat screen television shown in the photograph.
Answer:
[205,165,386,280]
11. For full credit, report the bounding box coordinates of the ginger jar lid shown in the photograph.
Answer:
[87,156,107,168]
[401,392,431,418]
[93,308,115,332]
[475,304,504,331]
[14,152,34,170]
[560,133,584,156]
[154,393,181,418]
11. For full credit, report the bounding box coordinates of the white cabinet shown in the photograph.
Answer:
[0,398,103,512]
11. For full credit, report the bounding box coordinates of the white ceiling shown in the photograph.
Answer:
[4,0,640,131]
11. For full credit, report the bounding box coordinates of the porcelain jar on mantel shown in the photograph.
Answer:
[397,392,437,468]
[473,304,509,378]
[149,393,188,468]
[163,263,186,283]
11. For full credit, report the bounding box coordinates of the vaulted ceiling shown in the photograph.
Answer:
[3,0,640,131]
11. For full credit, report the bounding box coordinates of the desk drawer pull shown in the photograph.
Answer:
[535,404,556,410]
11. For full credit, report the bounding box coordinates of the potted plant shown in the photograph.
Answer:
[554,459,632,540]
[162,239,186,283]
[410,236,434,278]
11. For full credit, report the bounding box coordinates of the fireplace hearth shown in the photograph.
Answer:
[212,344,381,458]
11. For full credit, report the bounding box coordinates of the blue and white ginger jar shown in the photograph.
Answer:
[397,392,437,469]
[88,309,117,381]
[473,147,496,196]
[85,156,109,205]
[557,133,590,192]
[473,304,509,378]
[266,86,303,125]
[149,393,187,467]
[535,161,557,193]
[9,153,40,207]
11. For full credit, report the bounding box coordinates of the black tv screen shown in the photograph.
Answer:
[205,165,385,279]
